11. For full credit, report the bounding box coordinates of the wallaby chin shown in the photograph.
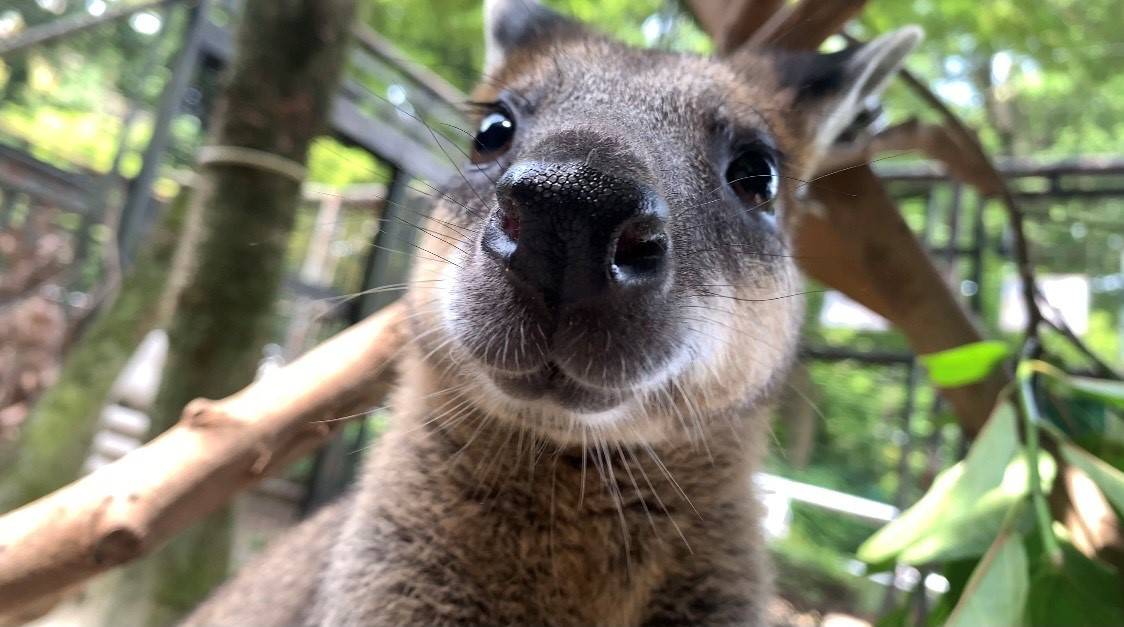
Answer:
[187,1,919,624]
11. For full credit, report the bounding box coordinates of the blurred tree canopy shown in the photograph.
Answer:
[863,0,1124,157]
[4,0,1120,177]
[1,0,186,104]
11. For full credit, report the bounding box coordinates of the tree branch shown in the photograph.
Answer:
[684,0,785,55]
[796,166,1007,435]
[818,119,1003,196]
[0,0,191,57]
[0,302,406,616]
[748,0,867,50]
[1037,292,1123,380]
[838,33,1044,341]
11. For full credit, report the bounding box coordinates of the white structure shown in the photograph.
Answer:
[1000,273,1089,334]
[83,329,167,472]
[819,291,890,332]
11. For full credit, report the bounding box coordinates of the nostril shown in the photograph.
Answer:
[614,232,665,268]
[611,219,668,280]
[501,207,521,243]
[482,205,520,264]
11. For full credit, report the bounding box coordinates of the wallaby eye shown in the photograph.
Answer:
[471,109,515,162]
[725,150,778,211]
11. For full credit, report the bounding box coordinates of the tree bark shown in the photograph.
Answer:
[747,0,867,50]
[110,1,356,623]
[688,0,785,55]
[0,191,190,512]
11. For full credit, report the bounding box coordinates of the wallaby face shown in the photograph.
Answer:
[408,3,921,446]
[186,3,920,625]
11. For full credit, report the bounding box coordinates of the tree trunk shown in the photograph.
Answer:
[108,1,356,623]
[0,191,190,512]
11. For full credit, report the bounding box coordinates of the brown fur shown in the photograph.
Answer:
[186,3,918,625]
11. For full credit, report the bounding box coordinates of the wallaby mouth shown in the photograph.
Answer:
[450,277,687,412]
[489,360,629,412]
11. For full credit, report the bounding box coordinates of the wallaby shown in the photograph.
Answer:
[186,1,920,624]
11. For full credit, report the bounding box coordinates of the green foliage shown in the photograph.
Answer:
[919,340,1010,387]
[361,0,483,91]
[862,359,1124,625]
[770,354,940,503]
[359,0,710,92]
[1061,442,1124,514]
[1025,535,1124,627]
[0,102,135,172]
[1063,376,1124,411]
[944,524,1028,627]
[865,0,1124,157]
[900,452,1052,565]
[2,1,186,102]
[307,137,388,186]
[858,403,1020,565]
[790,501,881,555]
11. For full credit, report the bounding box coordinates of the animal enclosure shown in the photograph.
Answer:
[0,0,1122,625]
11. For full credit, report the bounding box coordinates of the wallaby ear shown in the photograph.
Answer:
[780,26,923,164]
[484,0,584,73]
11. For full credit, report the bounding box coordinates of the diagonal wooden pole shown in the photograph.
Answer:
[0,302,405,619]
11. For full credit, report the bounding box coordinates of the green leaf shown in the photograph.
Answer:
[1106,412,1124,447]
[857,403,1019,564]
[1030,361,1124,413]
[945,530,1029,627]
[1026,541,1124,626]
[898,452,1054,564]
[1066,376,1124,410]
[925,559,983,626]
[1061,442,1124,513]
[858,461,962,564]
[919,340,1010,388]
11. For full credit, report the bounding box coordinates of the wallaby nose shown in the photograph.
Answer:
[483,161,670,308]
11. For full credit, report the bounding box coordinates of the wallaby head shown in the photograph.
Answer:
[406,0,920,446]
[186,5,923,625]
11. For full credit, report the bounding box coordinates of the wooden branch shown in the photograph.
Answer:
[0,302,406,615]
[851,39,1044,338]
[683,0,785,55]
[818,119,1004,196]
[797,166,1007,435]
[748,0,867,50]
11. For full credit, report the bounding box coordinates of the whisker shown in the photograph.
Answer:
[692,288,825,303]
